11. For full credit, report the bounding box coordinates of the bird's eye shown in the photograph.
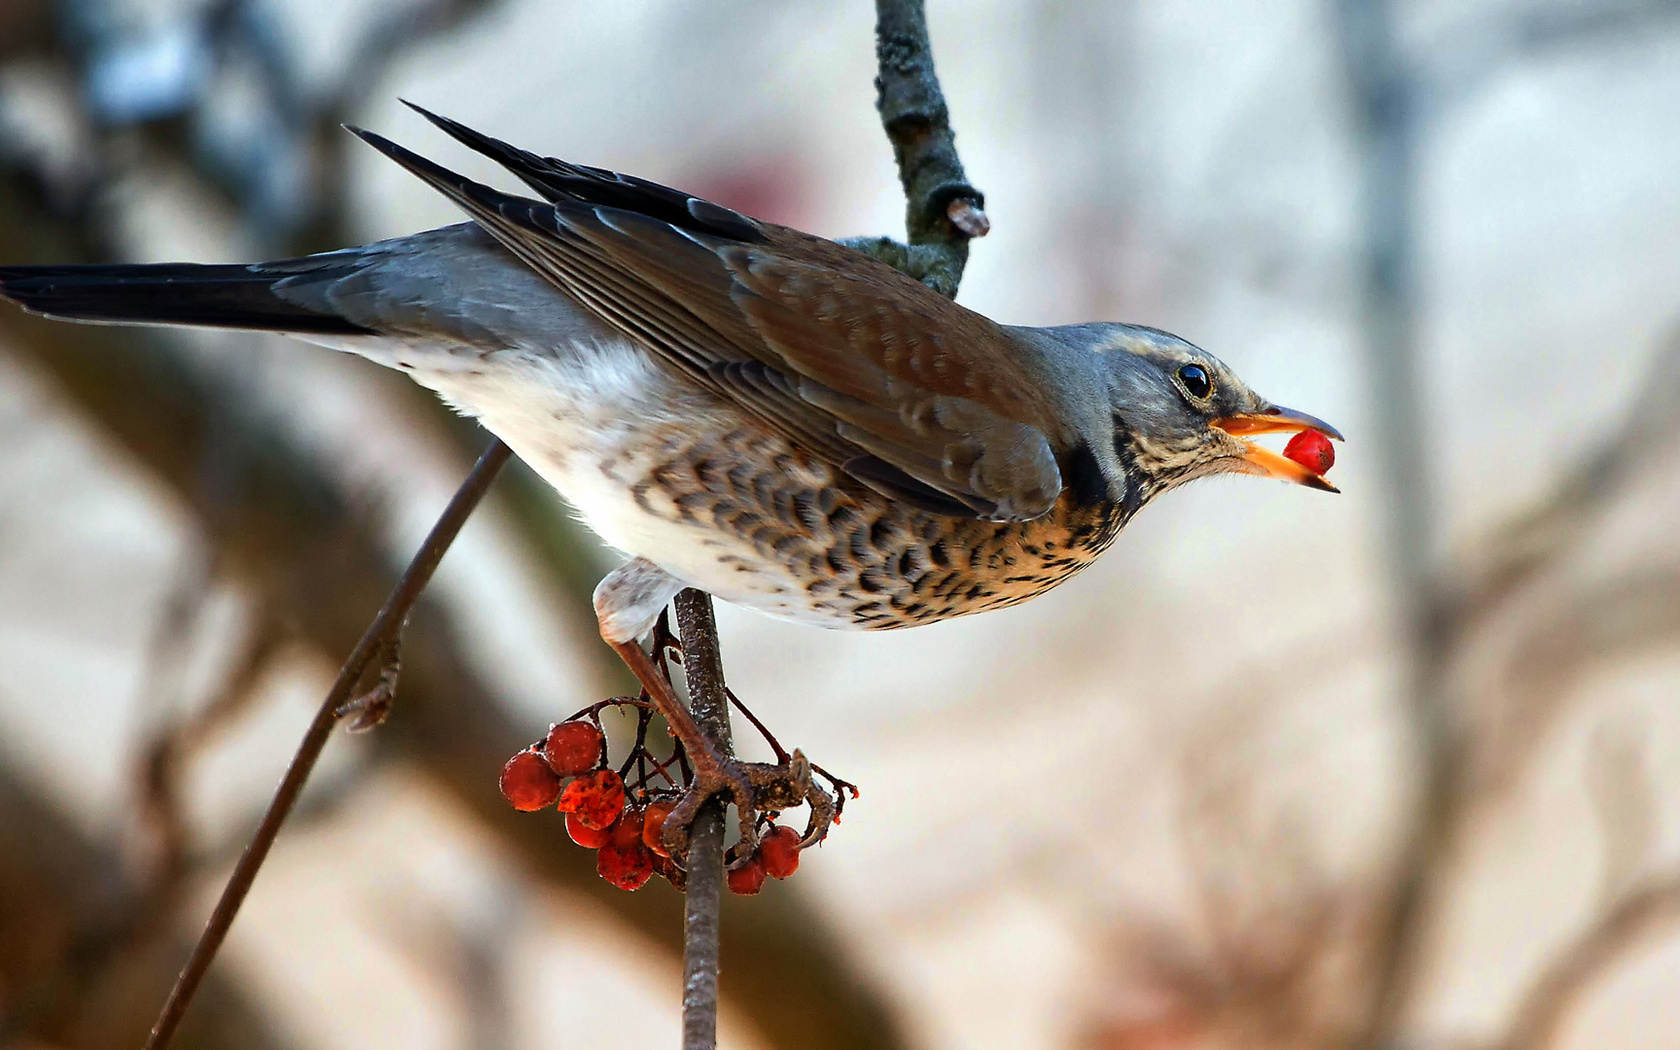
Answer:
[1178,363,1213,400]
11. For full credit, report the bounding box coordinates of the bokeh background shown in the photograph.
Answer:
[4,1,1680,1048]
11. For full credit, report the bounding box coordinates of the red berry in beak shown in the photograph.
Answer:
[544,720,604,777]
[759,825,801,879]
[499,749,562,811]
[1283,430,1335,476]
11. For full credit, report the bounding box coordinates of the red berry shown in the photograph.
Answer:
[597,842,654,891]
[728,854,768,896]
[499,749,562,811]
[544,720,604,777]
[642,801,676,857]
[566,811,611,849]
[610,806,646,849]
[759,825,801,879]
[558,769,625,830]
[1284,430,1335,476]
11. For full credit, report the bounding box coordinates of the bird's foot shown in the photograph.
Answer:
[660,749,845,867]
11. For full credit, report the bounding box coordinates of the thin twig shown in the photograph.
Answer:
[840,0,988,299]
[672,589,733,1050]
[142,439,511,1050]
[1500,876,1680,1050]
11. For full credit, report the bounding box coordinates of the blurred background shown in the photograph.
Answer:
[3,1,1680,1048]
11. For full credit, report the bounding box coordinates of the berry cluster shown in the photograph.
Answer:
[497,615,856,894]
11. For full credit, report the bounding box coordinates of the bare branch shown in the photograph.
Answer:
[673,589,732,1050]
[840,0,988,298]
[142,439,512,1050]
[1501,877,1680,1050]
[1425,0,1680,108]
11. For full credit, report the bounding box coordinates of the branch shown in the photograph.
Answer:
[673,590,733,1050]
[1333,2,1463,1045]
[1501,877,1680,1050]
[841,0,988,298]
[142,438,512,1050]
[669,1,984,1044]
[0,755,292,1050]
[1424,0,1680,108]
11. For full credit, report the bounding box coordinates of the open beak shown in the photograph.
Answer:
[1211,405,1343,493]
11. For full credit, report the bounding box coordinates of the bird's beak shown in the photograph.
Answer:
[1210,405,1343,493]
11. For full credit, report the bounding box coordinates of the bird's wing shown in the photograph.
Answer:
[353,119,1065,521]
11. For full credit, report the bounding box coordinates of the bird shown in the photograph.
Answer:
[0,105,1340,850]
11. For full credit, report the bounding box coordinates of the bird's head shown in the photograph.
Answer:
[1037,323,1343,509]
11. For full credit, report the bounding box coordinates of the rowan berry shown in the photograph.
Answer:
[597,842,653,891]
[1284,430,1335,476]
[759,825,801,879]
[558,769,625,830]
[543,720,603,777]
[610,806,645,849]
[499,749,562,811]
[727,854,768,896]
[566,811,611,849]
[642,801,676,857]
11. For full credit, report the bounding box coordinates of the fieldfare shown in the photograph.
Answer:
[0,107,1341,850]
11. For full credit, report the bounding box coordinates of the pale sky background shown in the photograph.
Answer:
[3,1,1680,1048]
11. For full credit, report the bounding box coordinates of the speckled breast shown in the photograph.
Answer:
[606,422,1130,630]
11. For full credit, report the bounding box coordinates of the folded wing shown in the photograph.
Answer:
[351,115,1065,521]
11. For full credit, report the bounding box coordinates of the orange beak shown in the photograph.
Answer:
[1210,406,1343,493]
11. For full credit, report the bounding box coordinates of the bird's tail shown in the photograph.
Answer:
[0,259,375,335]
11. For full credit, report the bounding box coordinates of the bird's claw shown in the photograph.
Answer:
[661,748,840,868]
[658,754,756,863]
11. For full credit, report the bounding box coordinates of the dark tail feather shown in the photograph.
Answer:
[395,101,765,243]
[0,261,375,334]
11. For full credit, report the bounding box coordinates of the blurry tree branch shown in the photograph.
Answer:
[841,0,989,299]
[1425,0,1680,105]
[1500,875,1680,1050]
[1333,0,1680,1043]
[0,753,291,1050]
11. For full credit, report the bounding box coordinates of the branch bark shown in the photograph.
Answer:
[842,0,988,298]
[673,590,733,1050]
[141,439,512,1050]
[1501,877,1680,1050]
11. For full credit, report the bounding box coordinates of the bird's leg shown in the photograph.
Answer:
[604,635,758,858]
[725,688,853,850]
[594,558,762,860]
[595,559,853,865]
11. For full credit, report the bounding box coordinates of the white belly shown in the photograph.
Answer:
[410,340,854,628]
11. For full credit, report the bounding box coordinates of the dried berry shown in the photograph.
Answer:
[610,806,646,849]
[642,801,676,857]
[759,825,801,879]
[597,842,654,891]
[1284,430,1335,476]
[558,769,625,830]
[499,749,562,812]
[544,720,604,777]
[566,811,611,849]
[727,854,768,896]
